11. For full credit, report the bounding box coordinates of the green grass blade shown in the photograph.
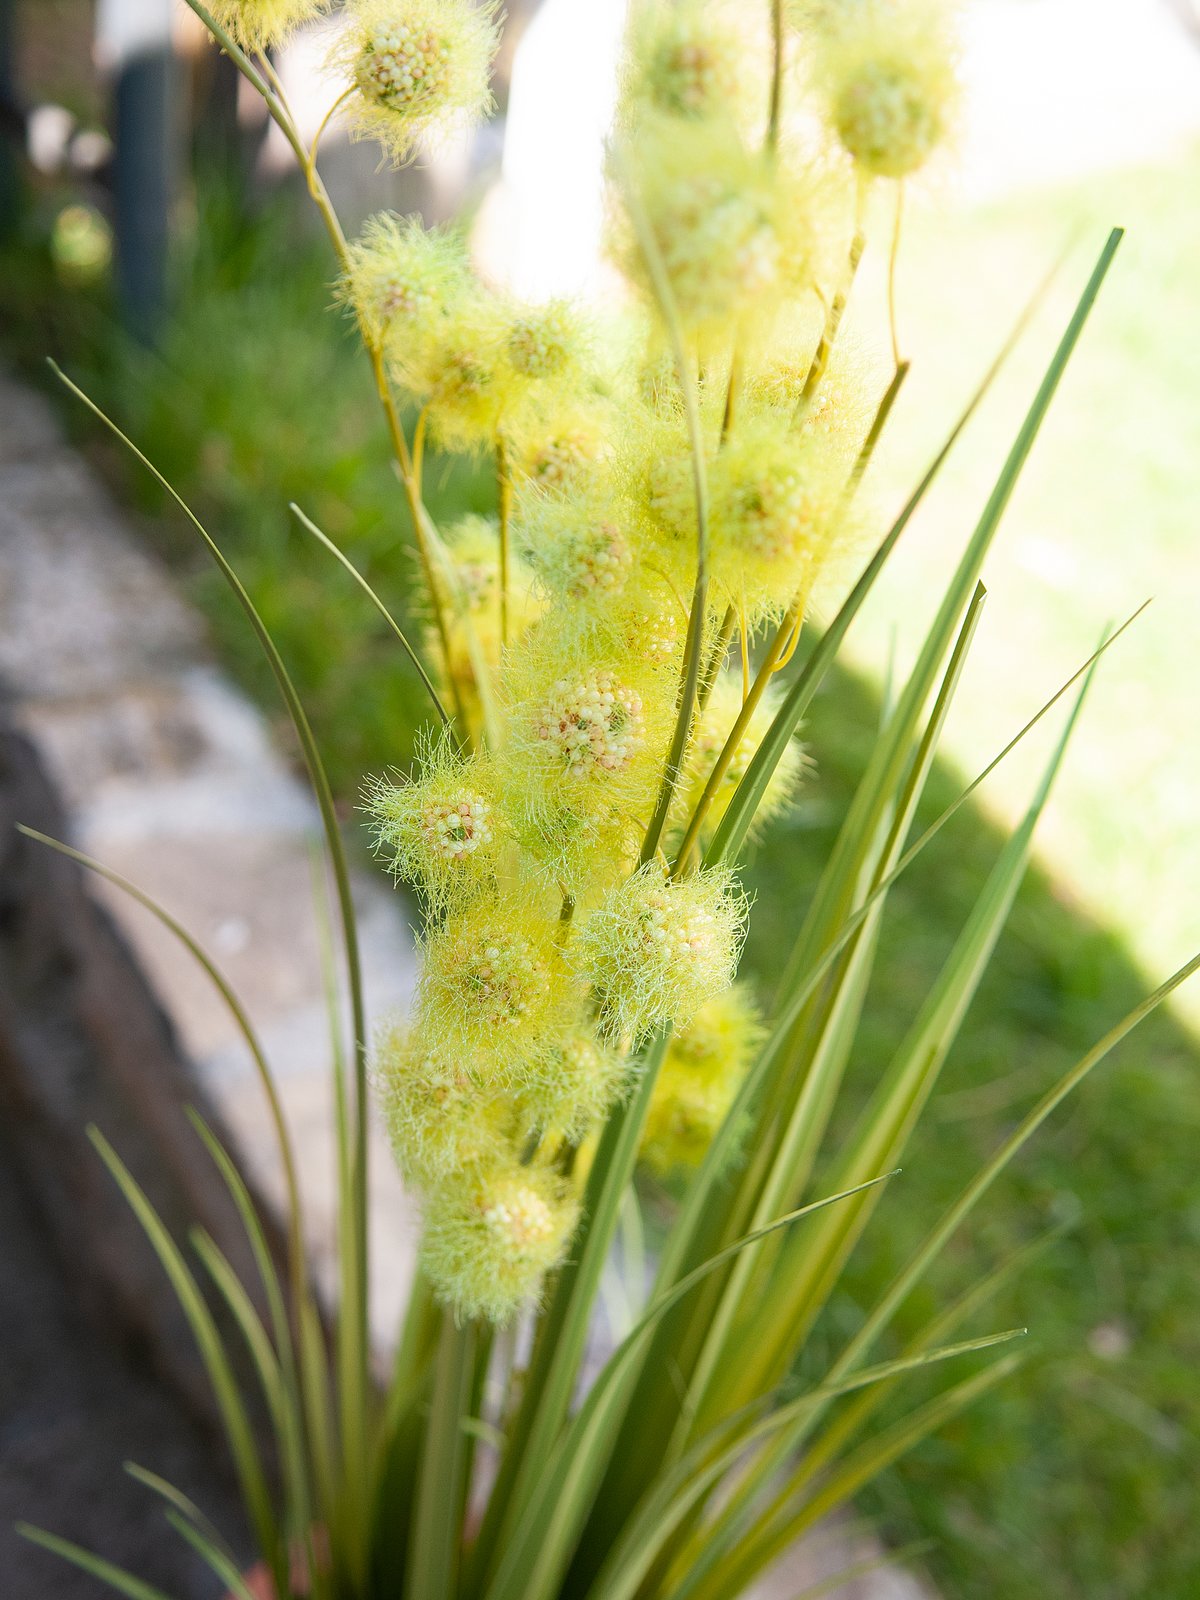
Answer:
[676,1231,1062,1594]
[471,1029,672,1592]
[127,1462,260,1600]
[582,1333,1024,1600]
[408,1312,475,1600]
[47,364,371,1462]
[613,140,711,868]
[783,1541,933,1600]
[185,1110,297,1384]
[672,582,987,1449]
[289,501,452,732]
[763,228,1122,1023]
[125,1461,242,1567]
[16,826,308,1300]
[191,1228,311,1538]
[162,1511,259,1600]
[736,670,1091,1406]
[681,1355,1022,1600]
[88,1128,283,1589]
[15,1527,175,1600]
[482,1174,898,1600]
[830,945,1200,1388]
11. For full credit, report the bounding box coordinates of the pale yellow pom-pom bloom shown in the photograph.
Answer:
[422,1159,579,1323]
[328,0,502,166]
[580,864,747,1041]
[205,0,329,53]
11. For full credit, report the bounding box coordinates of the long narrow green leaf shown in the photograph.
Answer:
[408,1313,476,1600]
[680,1356,1022,1600]
[289,501,452,731]
[482,1175,898,1600]
[88,1128,283,1591]
[15,1527,174,1600]
[785,1541,933,1600]
[130,1469,260,1600]
[470,1028,671,1592]
[125,1461,242,1570]
[16,826,307,1298]
[162,1511,260,1600]
[733,667,1091,1409]
[583,1334,1024,1600]
[47,365,371,1478]
[704,235,1099,874]
[186,1110,296,1385]
[191,1228,311,1545]
[674,1230,1062,1594]
[831,944,1200,1386]
[674,582,987,1451]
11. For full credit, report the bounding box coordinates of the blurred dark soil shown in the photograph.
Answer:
[0,1114,249,1599]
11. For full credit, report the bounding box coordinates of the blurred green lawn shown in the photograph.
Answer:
[5,143,1199,1599]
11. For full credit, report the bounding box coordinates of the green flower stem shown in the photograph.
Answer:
[888,179,906,368]
[611,143,711,867]
[767,0,785,152]
[496,434,513,649]
[671,582,809,878]
[184,2,473,740]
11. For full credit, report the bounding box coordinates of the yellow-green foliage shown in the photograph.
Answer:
[328,0,502,166]
[641,985,765,1176]
[333,0,964,1324]
[207,0,328,52]
[810,0,961,179]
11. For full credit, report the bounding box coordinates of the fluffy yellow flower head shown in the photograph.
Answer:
[329,0,502,165]
[813,0,961,179]
[431,514,539,743]
[516,1030,630,1144]
[373,1019,510,1184]
[422,1157,579,1322]
[622,0,754,125]
[516,485,639,611]
[366,735,500,912]
[504,300,590,386]
[580,863,747,1040]
[416,290,511,449]
[205,0,328,52]
[617,116,782,338]
[641,984,764,1176]
[498,620,676,896]
[709,412,848,620]
[417,897,578,1077]
[679,673,805,846]
[338,213,469,365]
[529,663,649,782]
[514,401,614,494]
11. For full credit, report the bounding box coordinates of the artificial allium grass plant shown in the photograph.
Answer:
[19,2,1198,1598]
